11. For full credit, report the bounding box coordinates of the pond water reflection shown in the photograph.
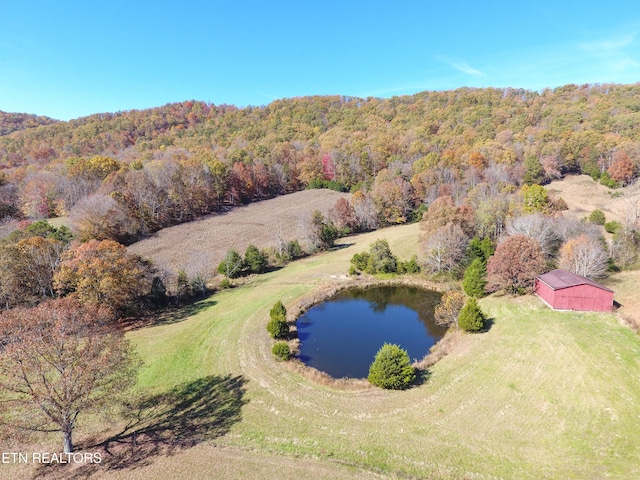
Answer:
[296,285,446,379]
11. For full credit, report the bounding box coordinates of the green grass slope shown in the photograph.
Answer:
[118,223,640,478]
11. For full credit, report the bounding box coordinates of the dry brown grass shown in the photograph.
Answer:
[603,270,640,331]
[546,174,637,223]
[2,443,385,480]
[414,329,464,370]
[128,189,349,276]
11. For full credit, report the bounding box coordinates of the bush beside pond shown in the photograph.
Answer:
[368,343,416,389]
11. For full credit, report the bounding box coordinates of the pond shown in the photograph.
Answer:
[296,285,446,379]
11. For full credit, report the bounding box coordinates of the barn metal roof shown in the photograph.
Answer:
[536,269,613,293]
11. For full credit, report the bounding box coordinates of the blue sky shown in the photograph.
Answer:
[1,1,640,120]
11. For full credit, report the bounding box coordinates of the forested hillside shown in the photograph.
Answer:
[1,83,639,243]
[0,110,58,136]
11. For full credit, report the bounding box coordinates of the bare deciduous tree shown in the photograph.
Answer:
[69,194,134,242]
[554,216,601,243]
[621,181,640,234]
[558,235,609,279]
[0,298,139,453]
[609,232,638,268]
[352,192,379,231]
[420,224,468,275]
[505,213,559,256]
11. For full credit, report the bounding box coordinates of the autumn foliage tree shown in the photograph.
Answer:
[608,151,635,185]
[0,298,139,453]
[2,86,640,241]
[420,195,476,237]
[53,239,156,313]
[520,184,550,214]
[69,193,135,243]
[486,235,547,294]
[434,291,466,329]
[328,197,357,232]
[0,235,68,308]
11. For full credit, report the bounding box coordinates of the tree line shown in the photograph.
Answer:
[1,84,640,245]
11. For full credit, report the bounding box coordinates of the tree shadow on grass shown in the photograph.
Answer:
[481,316,495,332]
[127,296,218,330]
[332,242,355,250]
[33,374,247,479]
[412,368,432,387]
[153,297,218,327]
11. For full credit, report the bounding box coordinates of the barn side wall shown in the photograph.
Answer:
[535,279,556,308]
[551,284,613,312]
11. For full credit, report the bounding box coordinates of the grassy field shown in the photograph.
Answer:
[7,221,640,480]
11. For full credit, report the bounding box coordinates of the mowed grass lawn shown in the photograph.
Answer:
[13,223,638,479]
[120,223,640,479]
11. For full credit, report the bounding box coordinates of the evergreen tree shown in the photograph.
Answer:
[267,300,289,339]
[270,300,287,321]
[367,238,398,273]
[462,258,487,297]
[523,155,545,185]
[310,210,338,251]
[217,249,245,278]
[466,236,494,265]
[267,317,289,339]
[272,341,291,361]
[458,297,486,332]
[176,269,193,299]
[367,343,416,389]
[244,244,268,274]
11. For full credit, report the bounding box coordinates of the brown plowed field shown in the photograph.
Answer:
[128,189,350,276]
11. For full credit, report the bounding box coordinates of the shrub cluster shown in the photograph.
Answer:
[272,341,291,361]
[275,239,305,264]
[434,292,487,332]
[588,209,606,225]
[307,178,349,192]
[349,239,420,275]
[218,244,269,279]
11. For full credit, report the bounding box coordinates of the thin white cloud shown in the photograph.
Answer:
[579,32,640,71]
[450,61,485,76]
[436,57,486,76]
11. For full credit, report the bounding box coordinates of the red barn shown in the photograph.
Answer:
[534,269,614,312]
